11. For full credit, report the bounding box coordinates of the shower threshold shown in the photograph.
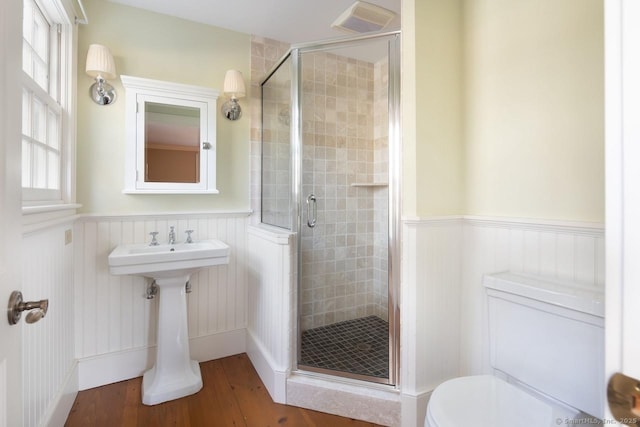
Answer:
[299,316,389,380]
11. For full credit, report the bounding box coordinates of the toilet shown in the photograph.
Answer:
[425,272,604,427]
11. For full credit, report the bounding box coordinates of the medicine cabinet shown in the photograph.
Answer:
[121,75,219,194]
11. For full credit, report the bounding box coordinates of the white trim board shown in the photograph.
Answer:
[40,360,78,427]
[247,224,294,245]
[463,215,604,235]
[76,210,252,221]
[246,330,288,404]
[77,329,246,390]
[401,390,432,427]
[404,215,604,234]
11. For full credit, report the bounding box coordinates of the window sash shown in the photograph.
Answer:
[21,0,65,204]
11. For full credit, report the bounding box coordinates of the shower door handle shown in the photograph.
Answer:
[306,194,317,228]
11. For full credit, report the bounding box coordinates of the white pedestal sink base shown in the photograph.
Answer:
[142,274,202,405]
[108,239,230,406]
[142,360,202,405]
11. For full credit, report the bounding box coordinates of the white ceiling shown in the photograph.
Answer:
[105,0,401,45]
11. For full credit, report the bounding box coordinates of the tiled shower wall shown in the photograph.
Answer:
[250,36,390,331]
[299,52,389,330]
[250,36,291,227]
[261,58,292,229]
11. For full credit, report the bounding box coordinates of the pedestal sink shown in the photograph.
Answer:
[108,239,229,405]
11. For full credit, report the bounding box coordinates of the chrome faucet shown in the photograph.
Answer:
[149,231,159,246]
[168,226,176,245]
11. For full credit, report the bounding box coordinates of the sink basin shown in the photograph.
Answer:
[108,240,229,278]
[107,238,230,405]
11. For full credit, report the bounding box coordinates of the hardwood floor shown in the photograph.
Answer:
[65,353,386,427]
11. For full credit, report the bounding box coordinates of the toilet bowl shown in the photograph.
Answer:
[425,376,579,427]
[425,272,604,427]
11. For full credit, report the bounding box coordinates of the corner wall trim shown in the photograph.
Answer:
[401,390,432,427]
[247,224,294,245]
[40,360,79,427]
[246,329,288,403]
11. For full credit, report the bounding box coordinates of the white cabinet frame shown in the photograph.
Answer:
[121,75,219,194]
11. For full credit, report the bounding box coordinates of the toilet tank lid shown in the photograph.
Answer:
[483,272,604,317]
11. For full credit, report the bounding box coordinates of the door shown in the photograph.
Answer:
[605,0,640,424]
[0,0,24,426]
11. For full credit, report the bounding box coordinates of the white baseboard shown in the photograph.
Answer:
[78,329,246,391]
[401,390,432,427]
[190,329,246,362]
[41,360,79,427]
[246,330,287,403]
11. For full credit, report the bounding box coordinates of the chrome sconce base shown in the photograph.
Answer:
[90,77,116,105]
[221,98,242,120]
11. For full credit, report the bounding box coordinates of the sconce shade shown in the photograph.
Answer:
[86,44,116,80]
[223,70,246,99]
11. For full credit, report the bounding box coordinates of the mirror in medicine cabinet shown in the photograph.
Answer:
[121,75,219,194]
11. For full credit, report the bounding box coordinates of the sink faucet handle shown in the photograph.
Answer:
[185,230,194,243]
[149,231,159,246]
[168,226,176,245]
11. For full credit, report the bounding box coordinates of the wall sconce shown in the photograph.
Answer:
[85,44,117,105]
[221,70,246,120]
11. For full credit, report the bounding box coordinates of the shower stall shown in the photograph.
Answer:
[260,32,400,385]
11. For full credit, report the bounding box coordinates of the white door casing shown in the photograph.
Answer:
[0,0,24,426]
[605,0,640,424]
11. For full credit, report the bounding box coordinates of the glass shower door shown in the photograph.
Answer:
[296,37,394,383]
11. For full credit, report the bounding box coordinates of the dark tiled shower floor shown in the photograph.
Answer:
[300,315,389,379]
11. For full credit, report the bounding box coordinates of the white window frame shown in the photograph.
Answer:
[21,0,80,212]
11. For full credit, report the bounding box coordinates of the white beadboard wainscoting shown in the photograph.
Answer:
[22,220,77,427]
[401,217,463,427]
[400,215,605,427]
[459,216,605,378]
[18,211,605,427]
[73,212,250,390]
[245,225,295,403]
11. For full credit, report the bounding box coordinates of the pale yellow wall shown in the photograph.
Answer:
[77,0,251,214]
[463,0,604,222]
[406,0,604,222]
[408,0,465,217]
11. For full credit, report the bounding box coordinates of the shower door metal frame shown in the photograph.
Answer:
[264,31,401,387]
[387,32,401,388]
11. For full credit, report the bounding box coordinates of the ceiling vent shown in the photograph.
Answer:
[331,1,396,34]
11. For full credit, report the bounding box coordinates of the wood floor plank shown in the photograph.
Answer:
[298,408,382,427]
[121,379,140,427]
[64,353,388,427]
[191,359,245,426]
[67,378,128,426]
[221,354,311,427]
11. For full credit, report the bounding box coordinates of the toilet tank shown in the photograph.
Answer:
[484,272,604,418]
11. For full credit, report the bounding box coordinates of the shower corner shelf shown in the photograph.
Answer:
[350,182,389,188]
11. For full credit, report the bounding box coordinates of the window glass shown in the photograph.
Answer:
[21,0,65,202]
